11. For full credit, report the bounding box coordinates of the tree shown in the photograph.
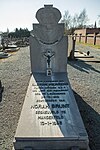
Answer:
[98,15,100,26]
[94,21,97,28]
[61,10,71,30]
[8,28,30,38]
[72,13,79,28]
[77,9,88,28]
[61,9,89,33]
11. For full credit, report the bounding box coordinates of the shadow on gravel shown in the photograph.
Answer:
[73,90,100,150]
[68,60,100,74]
[0,93,3,102]
[0,80,4,102]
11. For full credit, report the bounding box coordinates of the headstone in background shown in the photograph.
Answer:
[13,5,89,150]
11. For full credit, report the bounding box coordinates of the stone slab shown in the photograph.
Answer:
[30,36,68,73]
[74,51,94,58]
[32,24,64,44]
[13,73,89,150]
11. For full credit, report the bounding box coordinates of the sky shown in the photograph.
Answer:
[0,0,100,32]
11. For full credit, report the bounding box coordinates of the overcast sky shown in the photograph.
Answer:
[0,0,100,32]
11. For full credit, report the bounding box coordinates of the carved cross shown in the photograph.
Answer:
[43,50,55,68]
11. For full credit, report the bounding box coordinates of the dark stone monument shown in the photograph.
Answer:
[13,5,89,150]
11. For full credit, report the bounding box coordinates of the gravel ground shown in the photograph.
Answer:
[68,44,100,150]
[0,47,31,150]
[0,45,100,150]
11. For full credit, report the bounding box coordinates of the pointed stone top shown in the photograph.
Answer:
[36,5,61,25]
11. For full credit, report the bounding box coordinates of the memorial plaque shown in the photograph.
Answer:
[13,5,89,150]
[13,74,89,150]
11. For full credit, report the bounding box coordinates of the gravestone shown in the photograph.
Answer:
[13,5,89,150]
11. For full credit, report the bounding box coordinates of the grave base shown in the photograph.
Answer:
[13,73,89,150]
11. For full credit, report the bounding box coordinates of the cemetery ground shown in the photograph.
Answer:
[0,45,100,150]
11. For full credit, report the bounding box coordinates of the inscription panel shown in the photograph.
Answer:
[31,80,74,127]
[15,75,88,139]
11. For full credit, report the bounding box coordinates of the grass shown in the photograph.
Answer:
[76,42,100,49]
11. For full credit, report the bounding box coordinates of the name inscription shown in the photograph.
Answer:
[31,80,70,126]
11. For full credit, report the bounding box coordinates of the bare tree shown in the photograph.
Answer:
[61,10,71,30]
[72,13,79,28]
[98,15,100,26]
[61,9,88,30]
[77,9,88,28]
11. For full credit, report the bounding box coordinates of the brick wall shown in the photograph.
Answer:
[96,35,100,45]
[74,29,86,36]
[87,36,94,45]
[74,28,100,45]
[75,34,100,45]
